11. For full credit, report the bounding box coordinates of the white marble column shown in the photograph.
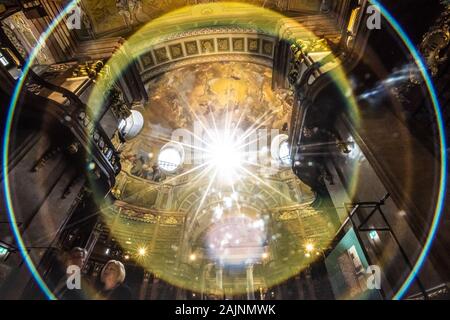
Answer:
[216,264,223,295]
[246,264,255,300]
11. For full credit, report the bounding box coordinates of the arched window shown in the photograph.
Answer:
[271,134,291,166]
[279,140,291,165]
[118,110,144,141]
[158,142,184,173]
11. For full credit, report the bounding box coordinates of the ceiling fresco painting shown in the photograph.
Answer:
[81,0,324,35]
[1,0,448,303]
[106,61,337,295]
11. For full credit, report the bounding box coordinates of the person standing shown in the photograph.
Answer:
[94,260,133,300]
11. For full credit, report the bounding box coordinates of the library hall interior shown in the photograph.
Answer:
[0,0,449,300]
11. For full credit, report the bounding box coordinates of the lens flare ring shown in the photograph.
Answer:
[1,0,446,300]
[369,0,448,300]
[2,0,81,300]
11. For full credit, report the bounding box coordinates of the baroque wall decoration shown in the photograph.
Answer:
[137,30,276,79]
[80,0,324,37]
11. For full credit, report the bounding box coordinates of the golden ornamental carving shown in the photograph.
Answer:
[291,38,330,57]
[162,216,179,225]
[419,9,450,77]
[278,210,298,221]
[111,187,122,199]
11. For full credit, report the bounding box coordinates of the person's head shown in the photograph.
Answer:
[67,247,87,269]
[100,260,126,288]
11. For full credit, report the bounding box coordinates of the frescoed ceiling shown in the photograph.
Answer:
[102,38,336,296]
[81,0,324,36]
[113,59,333,245]
[143,61,292,130]
[120,61,293,170]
